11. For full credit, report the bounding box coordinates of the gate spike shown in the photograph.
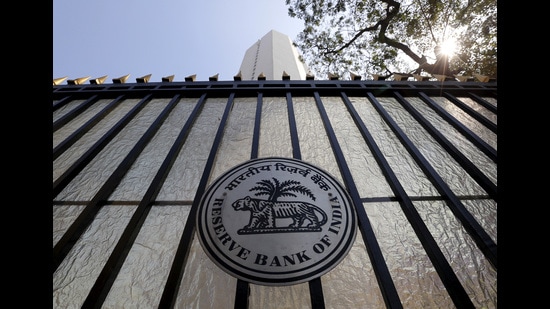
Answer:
[67,76,91,85]
[136,74,152,83]
[112,74,130,84]
[90,75,108,84]
[162,75,175,82]
[53,76,68,85]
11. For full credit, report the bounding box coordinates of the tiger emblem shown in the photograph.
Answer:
[232,196,328,232]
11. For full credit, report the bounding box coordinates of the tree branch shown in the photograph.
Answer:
[324,0,427,68]
[377,0,426,65]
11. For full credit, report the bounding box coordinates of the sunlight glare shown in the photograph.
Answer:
[440,38,457,57]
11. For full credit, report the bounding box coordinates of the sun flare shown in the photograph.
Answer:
[439,38,457,57]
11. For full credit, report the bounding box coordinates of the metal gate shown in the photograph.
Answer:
[53,79,497,309]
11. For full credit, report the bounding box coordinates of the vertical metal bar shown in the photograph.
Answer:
[442,92,497,134]
[286,91,326,308]
[393,91,497,199]
[312,92,403,309]
[234,280,250,309]
[286,92,301,160]
[308,278,326,309]
[340,92,476,309]
[467,92,497,114]
[81,94,207,309]
[53,95,99,132]
[158,93,236,309]
[418,92,497,163]
[366,92,497,269]
[250,92,263,160]
[53,94,153,198]
[53,95,73,112]
[53,95,125,161]
[234,92,264,308]
[53,94,175,272]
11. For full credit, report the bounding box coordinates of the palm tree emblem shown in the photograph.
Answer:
[250,178,315,202]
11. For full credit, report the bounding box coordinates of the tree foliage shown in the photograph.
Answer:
[286,0,497,79]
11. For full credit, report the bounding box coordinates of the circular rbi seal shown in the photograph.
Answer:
[196,157,357,286]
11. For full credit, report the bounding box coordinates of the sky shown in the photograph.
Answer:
[53,1,305,83]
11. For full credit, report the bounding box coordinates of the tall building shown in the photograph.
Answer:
[238,29,309,80]
[53,31,497,308]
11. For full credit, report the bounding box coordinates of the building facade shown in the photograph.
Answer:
[238,30,309,80]
[53,32,497,309]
